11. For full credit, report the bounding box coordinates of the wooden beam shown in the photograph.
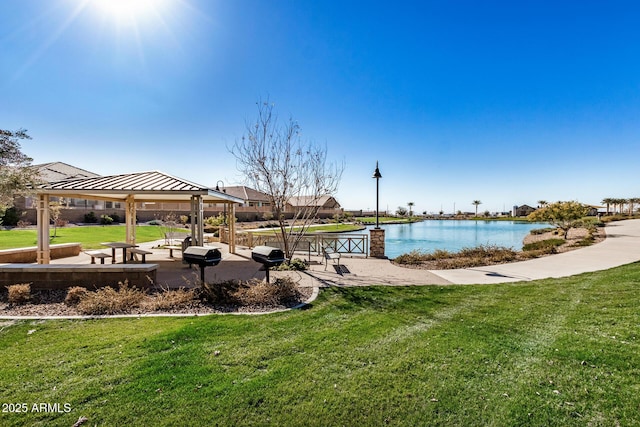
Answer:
[36,194,50,264]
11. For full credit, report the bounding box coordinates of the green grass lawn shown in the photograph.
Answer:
[360,216,414,223]
[1,263,639,426]
[0,226,186,250]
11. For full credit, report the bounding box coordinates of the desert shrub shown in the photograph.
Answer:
[76,282,145,315]
[64,286,89,306]
[199,280,242,305]
[199,278,300,307]
[143,288,196,311]
[530,227,557,235]
[6,284,31,305]
[457,245,517,261]
[83,211,98,223]
[100,215,113,225]
[233,278,300,306]
[522,238,565,252]
[393,250,430,265]
[16,220,31,228]
[434,257,485,269]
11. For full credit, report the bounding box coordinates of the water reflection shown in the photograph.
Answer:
[354,220,546,259]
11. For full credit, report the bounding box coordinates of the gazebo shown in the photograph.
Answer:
[32,171,244,264]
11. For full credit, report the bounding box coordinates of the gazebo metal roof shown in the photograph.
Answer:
[32,171,243,264]
[36,170,244,204]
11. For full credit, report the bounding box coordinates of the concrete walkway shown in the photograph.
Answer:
[41,219,640,289]
[304,219,640,286]
[429,219,640,284]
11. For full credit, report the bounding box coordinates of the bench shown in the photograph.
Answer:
[323,247,341,270]
[127,248,153,263]
[85,250,112,264]
[165,232,188,258]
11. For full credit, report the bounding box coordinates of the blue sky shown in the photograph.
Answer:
[2,0,640,214]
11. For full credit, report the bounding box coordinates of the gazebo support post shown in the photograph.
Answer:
[36,193,50,264]
[125,195,136,245]
[189,195,204,246]
[229,202,236,254]
[196,196,204,246]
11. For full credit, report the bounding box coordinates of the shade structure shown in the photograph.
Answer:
[32,171,244,264]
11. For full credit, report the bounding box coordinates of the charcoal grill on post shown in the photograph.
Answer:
[251,245,286,283]
[183,246,222,283]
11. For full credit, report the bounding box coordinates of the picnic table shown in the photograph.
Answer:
[101,242,138,264]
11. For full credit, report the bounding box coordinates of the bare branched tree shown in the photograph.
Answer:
[231,100,344,258]
[0,129,40,214]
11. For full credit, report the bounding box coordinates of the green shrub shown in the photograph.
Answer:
[100,215,113,225]
[573,235,596,247]
[276,258,307,271]
[83,211,98,223]
[0,207,21,226]
[6,284,31,305]
[110,213,121,223]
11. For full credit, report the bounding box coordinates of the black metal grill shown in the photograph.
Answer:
[251,245,286,282]
[183,246,222,282]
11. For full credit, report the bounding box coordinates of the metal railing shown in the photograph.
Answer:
[238,232,369,257]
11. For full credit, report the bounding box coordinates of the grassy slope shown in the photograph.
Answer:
[1,263,639,426]
[0,226,186,250]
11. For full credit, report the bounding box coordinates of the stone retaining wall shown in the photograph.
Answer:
[0,264,157,290]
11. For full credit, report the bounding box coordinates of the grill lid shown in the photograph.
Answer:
[252,245,285,259]
[183,246,220,257]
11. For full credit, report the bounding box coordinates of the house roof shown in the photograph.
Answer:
[288,195,339,207]
[33,162,100,182]
[223,186,271,202]
[35,170,244,203]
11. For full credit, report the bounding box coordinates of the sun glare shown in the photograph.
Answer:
[92,0,166,24]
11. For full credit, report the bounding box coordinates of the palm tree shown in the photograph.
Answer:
[617,198,628,215]
[537,200,548,208]
[407,202,414,218]
[628,198,640,216]
[472,200,481,217]
[601,198,614,215]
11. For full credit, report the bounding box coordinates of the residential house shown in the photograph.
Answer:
[512,204,537,217]
[287,195,342,219]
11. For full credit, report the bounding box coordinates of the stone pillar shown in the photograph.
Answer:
[369,228,386,258]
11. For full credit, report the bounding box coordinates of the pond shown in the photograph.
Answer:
[357,220,547,259]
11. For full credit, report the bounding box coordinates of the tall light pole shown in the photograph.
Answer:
[215,180,227,225]
[372,161,382,229]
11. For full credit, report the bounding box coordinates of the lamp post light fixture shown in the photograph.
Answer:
[372,161,382,229]
[215,180,227,225]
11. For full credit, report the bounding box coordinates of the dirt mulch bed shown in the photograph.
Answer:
[0,284,314,318]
